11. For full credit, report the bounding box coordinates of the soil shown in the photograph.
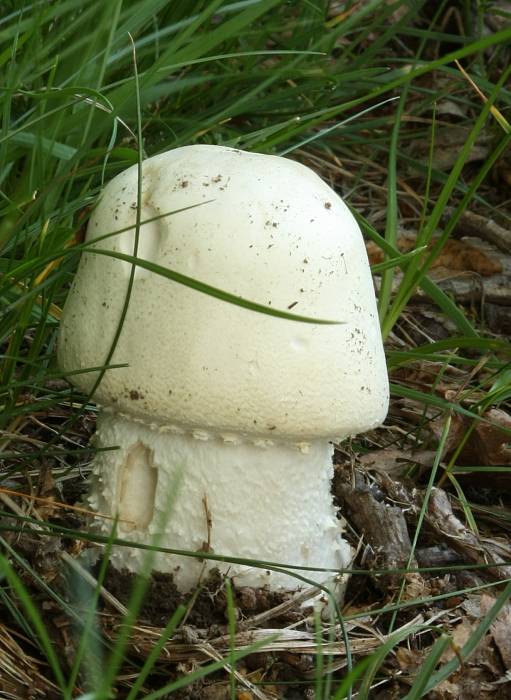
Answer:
[103,565,293,629]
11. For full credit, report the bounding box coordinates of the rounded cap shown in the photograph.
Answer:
[58,145,388,441]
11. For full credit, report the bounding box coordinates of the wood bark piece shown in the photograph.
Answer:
[455,209,511,255]
[409,125,490,171]
[354,468,511,583]
[332,467,413,591]
[433,268,511,306]
[426,488,511,582]
[415,545,465,568]
[419,234,509,306]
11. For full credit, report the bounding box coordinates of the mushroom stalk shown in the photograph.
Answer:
[90,411,351,593]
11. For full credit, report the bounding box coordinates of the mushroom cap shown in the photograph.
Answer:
[58,145,388,442]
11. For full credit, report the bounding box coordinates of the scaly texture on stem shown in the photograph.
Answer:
[90,412,351,592]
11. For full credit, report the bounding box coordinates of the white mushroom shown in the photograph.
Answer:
[58,145,388,594]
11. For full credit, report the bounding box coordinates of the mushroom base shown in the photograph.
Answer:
[88,412,352,595]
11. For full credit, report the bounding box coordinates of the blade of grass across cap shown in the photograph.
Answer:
[1,203,212,281]
[86,248,342,324]
[3,200,336,326]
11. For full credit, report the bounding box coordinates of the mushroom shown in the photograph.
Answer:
[58,145,388,594]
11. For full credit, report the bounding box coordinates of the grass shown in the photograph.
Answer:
[1,0,511,697]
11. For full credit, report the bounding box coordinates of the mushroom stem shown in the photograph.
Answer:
[89,412,351,593]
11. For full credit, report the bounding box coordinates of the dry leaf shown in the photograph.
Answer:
[481,594,511,670]
[429,678,460,699]
[441,619,476,663]
[396,646,423,672]
[367,236,502,275]
[431,407,511,471]
[358,447,428,475]
[403,573,431,601]
[468,408,511,466]
[410,125,490,171]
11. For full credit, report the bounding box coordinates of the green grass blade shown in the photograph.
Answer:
[87,247,342,324]
[402,580,511,698]
[405,634,452,699]
[378,87,407,323]
[124,604,187,700]
[0,553,66,690]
